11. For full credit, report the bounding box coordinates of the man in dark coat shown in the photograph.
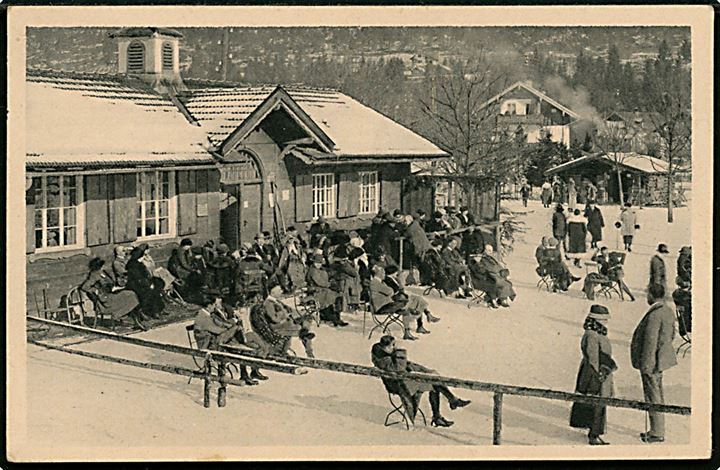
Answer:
[585,203,605,249]
[403,214,431,264]
[461,226,486,260]
[263,285,316,358]
[419,239,452,293]
[308,216,332,250]
[458,206,475,227]
[552,204,568,255]
[630,283,677,443]
[168,238,196,282]
[369,265,419,341]
[441,237,473,297]
[306,254,348,327]
[371,334,470,427]
[375,213,400,265]
[649,244,669,291]
[424,211,450,234]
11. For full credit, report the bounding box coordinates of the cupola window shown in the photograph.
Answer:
[127,41,145,73]
[162,42,174,71]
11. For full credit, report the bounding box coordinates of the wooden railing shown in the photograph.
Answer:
[26,316,690,445]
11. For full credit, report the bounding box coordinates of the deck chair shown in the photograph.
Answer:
[64,286,93,325]
[294,287,321,327]
[381,380,427,430]
[535,265,556,292]
[675,301,691,357]
[185,323,238,384]
[367,297,405,340]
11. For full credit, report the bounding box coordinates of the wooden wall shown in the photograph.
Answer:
[25,167,220,311]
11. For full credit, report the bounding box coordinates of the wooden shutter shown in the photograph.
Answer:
[295,173,313,222]
[26,178,36,254]
[380,172,400,212]
[177,170,197,236]
[338,172,359,218]
[111,173,137,243]
[85,175,111,246]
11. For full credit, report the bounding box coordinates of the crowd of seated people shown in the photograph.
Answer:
[582,247,635,301]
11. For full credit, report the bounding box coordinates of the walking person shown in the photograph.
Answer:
[618,203,639,252]
[567,178,577,212]
[570,305,617,445]
[649,244,669,292]
[520,182,531,207]
[552,204,569,256]
[585,203,605,249]
[630,283,677,443]
[567,209,588,268]
[541,180,553,208]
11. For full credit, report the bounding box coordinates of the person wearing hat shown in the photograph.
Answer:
[570,305,617,445]
[630,283,677,443]
[649,244,669,292]
[441,236,474,298]
[477,244,516,307]
[424,210,451,234]
[618,202,639,252]
[552,204,568,256]
[81,257,147,330]
[384,264,440,326]
[111,245,130,288]
[328,245,363,310]
[520,182,531,208]
[251,232,273,268]
[207,243,235,295]
[276,234,306,292]
[263,284,317,358]
[414,209,427,230]
[306,254,348,327]
[567,208,588,268]
[369,265,420,341]
[309,216,332,251]
[168,238,196,284]
[446,206,462,230]
[371,334,471,427]
[419,238,452,292]
[543,237,580,292]
[458,206,475,227]
[584,202,605,249]
[402,213,431,264]
[126,244,165,318]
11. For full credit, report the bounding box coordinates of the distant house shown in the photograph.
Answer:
[602,110,662,155]
[481,81,584,147]
[25,27,447,306]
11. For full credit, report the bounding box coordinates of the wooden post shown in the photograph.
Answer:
[203,353,212,408]
[493,392,503,445]
[217,360,227,408]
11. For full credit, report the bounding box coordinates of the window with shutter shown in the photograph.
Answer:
[162,42,174,71]
[127,41,145,73]
[33,175,85,252]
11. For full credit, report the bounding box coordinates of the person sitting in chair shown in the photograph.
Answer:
[369,265,420,341]
[477,244,516,307]
[371,334,471,427]
[306,254,348,327]
[168,238,196,284]
[82,257,147,330]
[541,238,580,292]
[263,284,316,358]
[419,238,452,294]
[111,245,130,288]
[193,292,266,385]
[384,265,440,328]
[329,246,363,311]
[442,236,474,298]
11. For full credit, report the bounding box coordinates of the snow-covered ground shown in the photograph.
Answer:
[24,199,692,449]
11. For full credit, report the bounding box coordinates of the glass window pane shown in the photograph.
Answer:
[159,217,169,234]
[64,227,76,246]
[64,208,76,226]
[63,175,76,189]
[46,180,61,208]
[34,180,45,209]
[145,220,156,236]
[162,182,170,200]
[34,210,43,229]
[159,200,169,217]
[137,203,143,219]
[47,229,60,247]
[145,201,156,218]
[63,188,77,207]
[35,230,43,249]
[46,208,60,227]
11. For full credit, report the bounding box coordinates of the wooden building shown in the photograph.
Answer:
[24,28,447,308]
[545,152,669,205]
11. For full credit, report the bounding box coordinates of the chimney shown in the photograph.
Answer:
[109,27,186,94]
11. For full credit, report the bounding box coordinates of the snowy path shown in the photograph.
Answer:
[26,200,692,447]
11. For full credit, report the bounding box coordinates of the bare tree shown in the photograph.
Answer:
[642,85,691,223]
[417,54,527,220]
[592,117,638,204]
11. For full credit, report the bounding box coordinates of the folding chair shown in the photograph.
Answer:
[675,305,691,357]
[384,392,427,430]
[367,298,405,340]
[185,323,238,384]
[294,287,321,327]
[536,266,555,292]
[65,286,93,325]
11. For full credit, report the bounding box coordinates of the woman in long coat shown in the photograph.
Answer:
[126,244,165,318]
[276,236,306,292]
[567,209,588,268]
[618,203,638,252]
[478,245,516,307]
[567,178,577,212]
[585,204,605,249]
[570,305,616,445]
[81,257,146,329]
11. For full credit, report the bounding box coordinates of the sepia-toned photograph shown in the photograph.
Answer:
[6,5,713,462]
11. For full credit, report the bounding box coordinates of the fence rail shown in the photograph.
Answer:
[26,316,690,445]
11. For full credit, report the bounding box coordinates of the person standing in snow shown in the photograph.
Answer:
[570,305,617,445]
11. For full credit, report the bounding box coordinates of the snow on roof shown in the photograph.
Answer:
[108,27,183,38]
[482,81,581,120]
[185,85,448,158]
[546,152,669,175]
[26,71,212,168]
